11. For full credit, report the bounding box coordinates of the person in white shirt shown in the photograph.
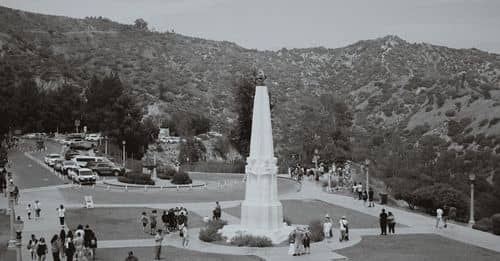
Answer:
[322,215,333,241]
[57,205,66,227]
[34,200,41,220]
[339,216,349,242]
[154,230,164,260]
[436,207,444,228]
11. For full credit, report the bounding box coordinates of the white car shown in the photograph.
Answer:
[68,168,96,184]
[44,154,61,166]
[85,133,102,142]
[61,160,79,175]
[72,156,101,168]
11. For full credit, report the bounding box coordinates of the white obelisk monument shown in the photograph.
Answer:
[222,69,292,243]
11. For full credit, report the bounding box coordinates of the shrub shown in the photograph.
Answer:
[171,170,192,184]
[181,160,245,173]
[492,214,500,235]
[156,166,176,180]
[199,219,227,242]
[118,171,155,185]
[309,220,324,242]
[472,217,492,232]
[489,118,500,127]
[230,235,273,247]
[411,183,468,219]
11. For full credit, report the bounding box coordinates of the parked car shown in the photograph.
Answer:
[87,161,125,176]
[61,160,79,175]
[68,168,96,184]
[69,141,94,150]
[44,153,61,166]
[85,133,102,142]
[72,156,101,168]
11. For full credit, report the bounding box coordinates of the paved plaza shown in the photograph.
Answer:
[1,143,500,261]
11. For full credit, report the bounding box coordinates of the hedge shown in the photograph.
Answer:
[171,170,192,185]
[156,166,176,180]
[230,235,272,247]
[492,213,500,235]
[118,171,155,185]
[199,219,227,242]
[472,217,492,232]
[411,183,468,219]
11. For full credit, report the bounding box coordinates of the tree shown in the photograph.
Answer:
[85,74,123,132]
[134,18,148,30]
[229,74,255,157]
[178,138,206,164]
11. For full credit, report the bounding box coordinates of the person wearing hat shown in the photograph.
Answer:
[339,216,349,241]
[323,214,333,241]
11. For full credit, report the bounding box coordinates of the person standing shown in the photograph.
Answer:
[339,216,349,242]
[59,229,66,260]
[387,212,396,234]
[140,212,148,233]
[379,209,388,235]
[436,207,444,228]
[161,210,169,233]
[36,237,48,261]
[50,234,61,261]
[150,210,158,236]
[362,190,368,207]
[57,205,66,227]
[28,234,38,260]
[180,224,189,247]
[65,231,75,261]
[213,201,222,220]
[288,229,296,256]
[323,215,333,241]
[154,230,164,260]
[368,188,375,207]
[27,203,33,220]
[357,183,363,200]
[34,200,41,219]
[125,251,139,261]
[303,227,311,254]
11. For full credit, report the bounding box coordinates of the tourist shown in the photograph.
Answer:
[65,231,76,261]
[287,229,296,256]
[214,201,222,220]
[84,225,97,259]
[339,216,349,242]
[180,224,189,247]
[352,182,357,198]
[59,229,66,259]
[150,210,158,235]
[57,205,66,227]
[125,251,139,261]
[443,205,449,228]
[323,215,333,241]
[294,228,304,256]
[34,200,41,219]
[436,207,444,228]
[139,212,148,233]
[362,190,368,207]
[28,234,38,260]
[379,209,388,235]
[50,234,61,261]
[36,237,48,261]
[387,212,396,234]
[154,229,164,260]
[357,183,363,200]
[27,203,33,220]
[368,188,374,207]
[161,210,169,233]
[303,226,311,254]
[75,224,85,239]
[74,231,85,260]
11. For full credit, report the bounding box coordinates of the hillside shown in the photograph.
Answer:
[1,5,500,157]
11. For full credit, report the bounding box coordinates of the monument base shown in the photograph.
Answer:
[220,223,294,244]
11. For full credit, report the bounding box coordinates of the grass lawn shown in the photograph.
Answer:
[95,246,263,261]
[337,234,500,261]
[224,199,396,228]
[66,207,204,240]
[0,211,16,260]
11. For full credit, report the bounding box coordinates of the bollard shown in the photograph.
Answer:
[176,185,179,191]
[160,186,163,191]
[125,185,128,192]
[189,184,193,190]
[204,183,208,189]
[144,185,148,192]
[107,185,110,190]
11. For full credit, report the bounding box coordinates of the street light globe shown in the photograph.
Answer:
[469,173,476,182]
[122,140,126,145]
[365,159,371,166]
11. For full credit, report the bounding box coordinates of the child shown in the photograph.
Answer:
[140,212,148,233]
[27,204,33,220]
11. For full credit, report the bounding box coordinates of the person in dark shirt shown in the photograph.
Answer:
[368,188,374,207]
[379,208,388,235]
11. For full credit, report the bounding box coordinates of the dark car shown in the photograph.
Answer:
[87,162,125,176]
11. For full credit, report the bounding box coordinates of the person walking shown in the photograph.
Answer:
[125,251,139,261]
[84,225,97,259]
[387,212,396,234]
[140,212,148,233]
[379,209,388,235]
[339,216,349,242]
[288,229,296,256]
[368,188,375,207]
[28,234,38,260]
[161,210,169,233]
[303,227,311,254]
[180,224,189,247]
[57,205,66,227]
[59,229,66,260]
[74,231,84,260]
[352,182,357,199]
[213,201,222,220]
[322,215,333,242]
[362,190,368,207]
[150,210,158,236]
[36,237,48,261]
[27,203,33,220]
[50,234,61,261]
[154,230,164,260]
[34,200,41,219]
[65,231,75,261]
[436,207,444,228]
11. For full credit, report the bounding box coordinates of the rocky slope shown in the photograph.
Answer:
[1,5,500,156]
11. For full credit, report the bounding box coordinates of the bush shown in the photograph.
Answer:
[199,219,227,242]
[118,171,155,185]
[411,183,468,219]
[171,170,192,184]
[230,235,272,247]
[492,214,500,235]
[309,220,324,242]
[156,166,176,180]
[472,217,492,232]
[181,160,245,173]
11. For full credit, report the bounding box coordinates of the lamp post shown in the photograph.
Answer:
[122,140,126,168]
[14,216,24,261]
[365,159,371,194]
[104,136,108,156]
[468,172,476,226]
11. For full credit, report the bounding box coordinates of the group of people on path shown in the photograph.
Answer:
[352,182,375,207]
[288,226,312,256]
[379,209,396,235]
[28,224,97,261]
[140,207,189,236]
[322,214,350,242]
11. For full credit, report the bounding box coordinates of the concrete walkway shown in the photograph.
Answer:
[6,169,500,261]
